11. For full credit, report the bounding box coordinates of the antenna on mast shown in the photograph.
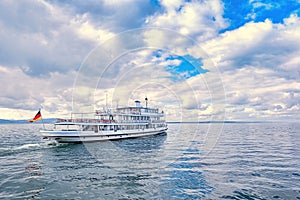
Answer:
[105,91,108,107]
[145,97,148,108]
[105,90,108,113]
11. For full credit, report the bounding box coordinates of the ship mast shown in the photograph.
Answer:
[145,97,148,108]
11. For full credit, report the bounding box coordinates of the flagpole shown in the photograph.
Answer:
[40,108,45,130]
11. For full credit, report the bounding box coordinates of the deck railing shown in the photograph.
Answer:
[56,119,116,123]
[56,119,158,124]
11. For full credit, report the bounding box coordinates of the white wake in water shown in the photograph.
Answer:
[14,143,41,150]
[0,141,64,156]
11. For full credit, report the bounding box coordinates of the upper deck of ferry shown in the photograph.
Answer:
[55,100,165,126]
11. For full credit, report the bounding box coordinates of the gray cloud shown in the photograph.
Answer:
[0,0,94,77]
[46,0,162,31]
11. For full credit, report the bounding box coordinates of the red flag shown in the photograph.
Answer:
[28,110,42,123]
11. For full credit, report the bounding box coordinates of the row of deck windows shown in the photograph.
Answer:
[117,108,159,114]
[56,124,166,132]
[119,116,150,121]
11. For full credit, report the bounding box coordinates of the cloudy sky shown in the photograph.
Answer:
[0,0,300,121]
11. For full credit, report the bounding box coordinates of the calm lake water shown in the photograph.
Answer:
[0,123,299,199]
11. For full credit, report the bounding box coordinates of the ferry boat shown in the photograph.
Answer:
[40,99,168,143]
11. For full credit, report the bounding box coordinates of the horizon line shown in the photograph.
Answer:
[0,118,300,124]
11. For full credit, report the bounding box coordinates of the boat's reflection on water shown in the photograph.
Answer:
[81,133,168,167]
[112,132,167,153]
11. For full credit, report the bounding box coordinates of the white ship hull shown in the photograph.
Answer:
[41,99,168,143]
[40,127,167,143]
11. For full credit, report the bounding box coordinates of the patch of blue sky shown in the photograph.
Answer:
[153,49,163,58]
[221,0,300,33]
[149,0,165,13]
[150,0,161,7]
[164,54,209,82]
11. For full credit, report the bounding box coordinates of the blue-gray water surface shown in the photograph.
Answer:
[0,123,299,199]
